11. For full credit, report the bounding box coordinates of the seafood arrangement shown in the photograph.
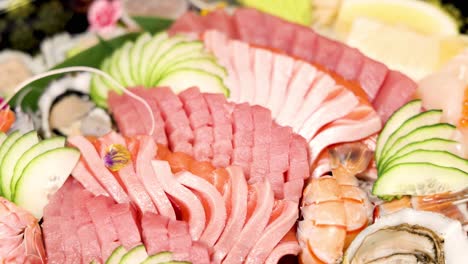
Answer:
[0,1,468,263]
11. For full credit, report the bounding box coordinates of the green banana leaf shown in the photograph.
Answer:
[11,16,173,111]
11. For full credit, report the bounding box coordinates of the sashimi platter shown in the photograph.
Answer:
[1,0,468,263]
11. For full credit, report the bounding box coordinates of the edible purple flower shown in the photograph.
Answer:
[103,143,131,171]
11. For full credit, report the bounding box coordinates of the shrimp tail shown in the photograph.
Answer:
[328,142,373,177]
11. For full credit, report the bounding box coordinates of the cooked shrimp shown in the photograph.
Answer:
[375,189,468,227]
[0,197,46,263]
[298,142,373,263]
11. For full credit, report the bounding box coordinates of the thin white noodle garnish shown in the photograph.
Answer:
[0,66,155,136]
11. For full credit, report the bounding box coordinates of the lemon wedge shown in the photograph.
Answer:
[439,35,468,68]
[335,0,458,37]
[239,0,313,26]
[347,17,440,81]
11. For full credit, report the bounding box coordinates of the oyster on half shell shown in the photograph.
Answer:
[343,209,468,264]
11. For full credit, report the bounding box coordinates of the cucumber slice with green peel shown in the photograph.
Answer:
[14,147,80,218]
[145,36,187,86]
[162,58,228,82]
[372,163,468,197]
[140,32,169,86]
[106,246,128,264]
[141,252,173,264]
[120,245,148,264]
[379,109,443,170]
[149,41,204,85]
[379,124,457,170]
[0,132,6,146]
[11,137,65,200]
[109,48,126,85]
[0,131,21,196]
[384,138,462,171]
[375,100,422,165]
[118,42,136,87]
[130,33,152,85]
[0,131,39,199]
[158,69,229,96]
[383,150,468,174]
[90,75,110,108]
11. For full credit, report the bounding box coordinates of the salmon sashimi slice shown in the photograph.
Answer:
[176,171,227,247]
[68,136,130,204]
[245,200,299,264]
[136,136,176,220]
[151,160,206,240]
[223,180,275,264]
[213,166,248,263]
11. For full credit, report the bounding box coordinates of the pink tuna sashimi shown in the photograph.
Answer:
[68,136,129,204]
[372,70,418,122]
[276,61,317,127]
[177,171,227,247]
[108,91,145,136]
[358,58,389,101]
[98,132,157,214]
[335,46,364,81]
[190,241,211,264]
[42,216,65,263]
[71,159,108,197]
[110,203,142,250]
[213,166,248,263]
[136,136,176,220]
[151,160,206,240]
[233,8,270,48]
[314,36,344,70]
[223,180,275,264]
[76,223,102,264]
[245,200,299,264]
[168,220,192,261]
[141,213,170,254]
[204,9,238,38]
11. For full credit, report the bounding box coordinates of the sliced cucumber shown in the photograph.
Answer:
[117,42,136,87]
[109,48,126,86]
[106,246,128,264]
[384,138,462,171]
[145,36,186,86]
[373,163,468,197]
[14,147,80,218]
[0,131,21,196]
[149,41,204,85]
[379,110,442,170]
[11,137,65,200]
[90,75,110,108]
[380,124,456,169]
[158,69,229,96]
[0,132,6,146]
[163,58,227,82]
[384,150,468,174]
[141,32,169,85]
[120,244,148,264]
[141,252,173,264]
[375,100,422,165]
[130,33,151,84]
[0,131,39,199]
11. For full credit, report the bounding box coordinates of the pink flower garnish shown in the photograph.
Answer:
[88,0,123,34]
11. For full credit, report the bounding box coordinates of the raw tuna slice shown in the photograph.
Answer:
[108,91,144,136]
[268,15,296,54]
[372,70,418,122]
[213,166,248,263]
[223,180,275,264]
[60,218,81,263]
[168,220,192,261]
[265,229,301,264]
[135,136,176,220]
[204,9,237,38]
[335,46,364,81]
[245,200,299,264]
[291,26,318,63]
[76,223,102,264]
[250,106,271,183]
[71,159,108,197]
[358,58,389,101]
[177,171,227,247]
[190,241,211,264]
[42,217,65,263]
[68,136,129,204]
[314,36,344,70]
[151,160,206,240]
[98,132,157,214]
[169,12,206,35]
[233,8,269,48]
[141,213,170,254]
[110,203,141,250]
